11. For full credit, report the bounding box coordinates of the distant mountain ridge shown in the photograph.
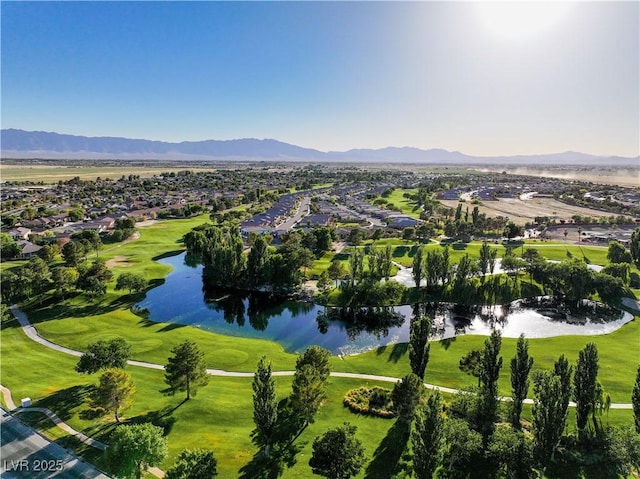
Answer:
[2,129,637,165]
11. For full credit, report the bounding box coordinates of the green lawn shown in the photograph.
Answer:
[375,188,422,219]
[3,216,639,478]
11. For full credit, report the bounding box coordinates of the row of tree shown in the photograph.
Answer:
[184,225,316,291]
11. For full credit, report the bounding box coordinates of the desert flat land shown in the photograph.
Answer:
[439,196,629,224]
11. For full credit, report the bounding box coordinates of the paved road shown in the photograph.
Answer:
[9,306,634,409]
[0,408,111,479]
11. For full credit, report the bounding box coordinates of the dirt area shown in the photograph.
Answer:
[474,167,640,188]
[105,255,133,268]
[439,197,629,224]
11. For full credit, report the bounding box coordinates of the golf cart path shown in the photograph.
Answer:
[0,384,165,478]
[9,306,633,409]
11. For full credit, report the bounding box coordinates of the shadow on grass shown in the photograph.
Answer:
[152,250,185,261]
[238,399,306,479]
[387,343,408,363]
[32,384,94,423]
[27,294,134,323]
[439,337,456,349]
[157,322,187,332]
[364,420,411,479]
[393,246,409,258]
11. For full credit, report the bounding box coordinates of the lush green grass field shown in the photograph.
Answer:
[3,216,638,478]
[376,188,421,219]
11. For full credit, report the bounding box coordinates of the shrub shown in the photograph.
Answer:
[343,386,395,419]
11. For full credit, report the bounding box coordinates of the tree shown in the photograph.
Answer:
[634,365,640,433]
[607,240,633,264]
[441,418,483,476]
[62,240,87,266]
[412,247,424,289]
[296,345,331,382]
[309,422,365,479]
[50,266,78,297]
[246,234,270,287]
[402,227,416,242]
[574,342,599,435]
[532,370,569,472]
[348,248,365,285]
[510,334,534,428]
[115,272,148,294]
[290,363,327,426]
[409,312,431,380]
[630,227,640,268]
[478,330,503,438]
[91,368,135,422]
[77,259,113,296]
[252,356,278,458]
[75,338,131,374]
[316,271,331,292]
[488,426,535,479]
[327,261,345,288]
[412,391,444,479]
[391,373,423,429]
[21,257,52,300]
[0,233,20,259]
[164,341,210,400]
[105,423,168,479]
[164,449,218,479]
[553,354,573,421]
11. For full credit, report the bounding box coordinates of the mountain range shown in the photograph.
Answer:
[2,129,638,165]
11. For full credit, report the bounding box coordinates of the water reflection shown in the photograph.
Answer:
[136,253,634,354]
[316,307,405,341]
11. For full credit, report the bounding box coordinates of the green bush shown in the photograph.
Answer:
[343,386,395,419]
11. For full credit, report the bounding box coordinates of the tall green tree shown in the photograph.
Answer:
[290,364,327,427]
[164,449,217,479]
[409,311,431,380]
[630,227,640,268]
[164,341,209,400]
[252,356,278,458]
[309,423,365,479]
[553,354,573,418]
[412,246,424,289]
[327,261,345,288]
[75,338,131,374]
[91,368,135,423]
[412,391,444,479]
[391,373,423,429]
[348,248,365,285]
[532,370,569,473]
[510,334,534,428]
[633,365,640,434]
[478,330,503,438]
[105,423,168,479]
[296,346,331,382]
[574,342,599,434]
[246,234,270,287]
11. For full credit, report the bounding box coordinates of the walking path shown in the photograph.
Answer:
[1,383,165,478]
[9,305,633,409]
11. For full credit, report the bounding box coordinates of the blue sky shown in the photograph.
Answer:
[2,1,638,156]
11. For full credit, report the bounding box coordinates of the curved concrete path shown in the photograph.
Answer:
[9,306,633,411]
[1,384,165,478]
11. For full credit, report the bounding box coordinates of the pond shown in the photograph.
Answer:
[136,253,634,355]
